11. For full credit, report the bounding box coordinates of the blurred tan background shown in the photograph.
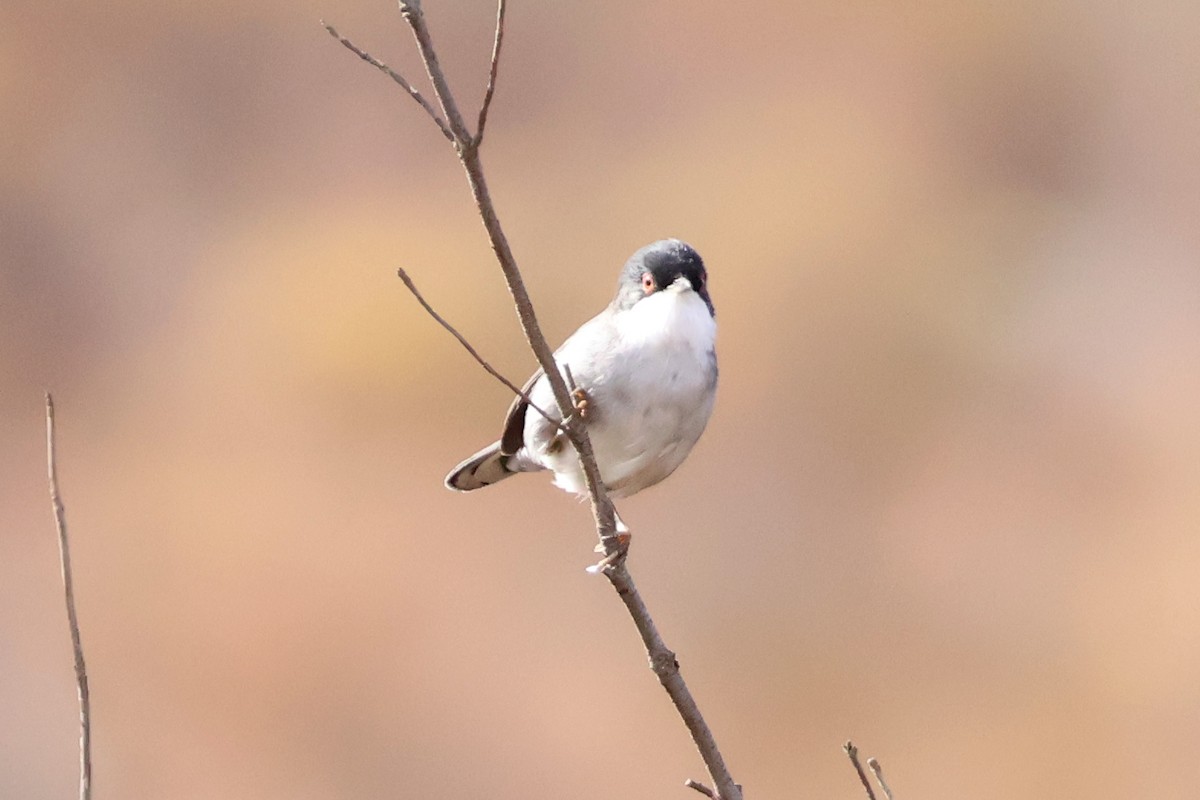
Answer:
[4,0,1199,797]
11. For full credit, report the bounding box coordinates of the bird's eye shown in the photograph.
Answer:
[641,272,655,294]
[696,271,706,289]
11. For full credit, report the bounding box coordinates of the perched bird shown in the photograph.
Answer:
[445,239,717,506]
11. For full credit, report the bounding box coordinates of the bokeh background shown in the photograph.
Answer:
[4,0,1199,797]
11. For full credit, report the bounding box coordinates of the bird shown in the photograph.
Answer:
[444,239,717,512]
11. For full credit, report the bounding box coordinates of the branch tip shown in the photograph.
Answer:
[845,740,877,800]
[868,757,895,800]
[474,0,507,147]
[685,779,716,798]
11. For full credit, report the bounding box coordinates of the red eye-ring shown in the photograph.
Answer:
[641,272,655,294]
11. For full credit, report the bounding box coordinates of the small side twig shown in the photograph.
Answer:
[473,0,506,148]
[46,393,91,800]
[559,361,584,428]
[867,758,895,800]
[561,361,577,394]
[321,21,454,143]
[395,267,560,429]
[844,741,877,800]
[685,779,715,798]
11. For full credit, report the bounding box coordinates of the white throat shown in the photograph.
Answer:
[620,288,716,353]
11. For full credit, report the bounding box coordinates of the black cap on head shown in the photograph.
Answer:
[613,239,713,314]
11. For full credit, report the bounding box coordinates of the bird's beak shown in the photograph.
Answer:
[667,275,694,293]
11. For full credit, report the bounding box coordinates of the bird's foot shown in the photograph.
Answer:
[586,532,631,574]
[593,531,632,554]
[571,387,592,420]
[591,510,630,553]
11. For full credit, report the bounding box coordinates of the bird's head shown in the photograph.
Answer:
[613,239,713,315]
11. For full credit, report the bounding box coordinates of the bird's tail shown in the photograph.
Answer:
[444,441,520,492]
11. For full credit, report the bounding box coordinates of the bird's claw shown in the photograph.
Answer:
[593,531,632,553]
[587,532,631,574]
[571,387,592,420]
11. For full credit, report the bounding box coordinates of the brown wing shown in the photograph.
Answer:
[499,368,544,456]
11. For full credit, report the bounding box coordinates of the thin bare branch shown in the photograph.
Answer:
[329,6,741,800]
[321,21,454,143]
[867,758,895,800]
[473,0,507,148]
[46,393,91,800]
[395,266,561,430]
[685,779,715,798]
[844,741,877,800]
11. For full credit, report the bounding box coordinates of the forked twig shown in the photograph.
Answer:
[395,266,561,429]
[845,741,877,800]
[46,393,91,800]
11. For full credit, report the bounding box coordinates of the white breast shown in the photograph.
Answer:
[530,288,717,498]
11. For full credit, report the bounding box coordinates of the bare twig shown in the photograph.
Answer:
[559,362,586,431]
[395,266,561,429]
[328,5,741,799]
[685,779,716,797]
[321,21,454,143]
[45,393,91,800]
[867,758,895,800]
[474,0,506,148]
[844,741,877,800]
